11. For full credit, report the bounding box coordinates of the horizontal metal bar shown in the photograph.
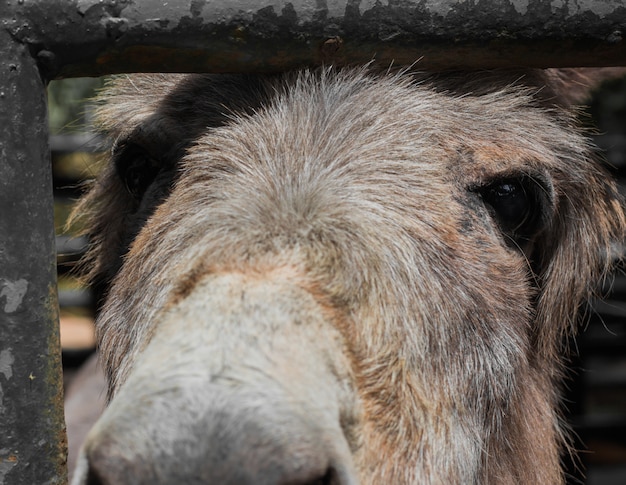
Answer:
[571,416,626,441]
[50,134,102,154]
[58,289,93,309]
[4,0,626,79]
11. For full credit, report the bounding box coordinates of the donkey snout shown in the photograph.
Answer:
[79,392,357,485]
[73,274,358,485]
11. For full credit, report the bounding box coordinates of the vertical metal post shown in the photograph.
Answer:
[0,33,67,485]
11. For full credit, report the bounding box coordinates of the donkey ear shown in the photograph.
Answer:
[541,68,626,106]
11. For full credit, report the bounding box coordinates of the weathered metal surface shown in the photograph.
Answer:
[2,0,626,79]
[0,30,67,485]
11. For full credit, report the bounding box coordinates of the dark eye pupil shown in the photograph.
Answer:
[114,143,161,200]
[124,160,156,198]
[476,176,547,246]
[485,182,530,233]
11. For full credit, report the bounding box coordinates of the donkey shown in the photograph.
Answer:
[69,67,625,484]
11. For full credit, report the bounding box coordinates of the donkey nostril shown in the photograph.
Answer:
[82,440,132,485]
[85,465,107,485]
[308,467,335,485]
[290,466,343,485]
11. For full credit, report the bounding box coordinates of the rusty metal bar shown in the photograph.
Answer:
[3,0,626,80]
[0,30,66,485]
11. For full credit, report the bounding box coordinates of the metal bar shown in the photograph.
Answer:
[4,0,626,80]
[50,134,102,154]
[0,31,67,485]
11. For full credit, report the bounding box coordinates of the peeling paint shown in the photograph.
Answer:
[0,279,28,313]
[5,0,626,77]
[551,0,565,13]
[0,450,19,483]
[427,0,460,17]
[76,0,104,15]
[0,349,13,422]
[578,0,625,16]
[0,350,14,380]
[555,0,626,16]
[511,0,530,15]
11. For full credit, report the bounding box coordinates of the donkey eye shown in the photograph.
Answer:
[114,142,162,200]
[476,176,548,246]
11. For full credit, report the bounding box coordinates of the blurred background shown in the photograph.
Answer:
[49,78,102,383]
[49,75,626,485]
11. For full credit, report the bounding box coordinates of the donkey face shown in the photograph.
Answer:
[71,68,625,484]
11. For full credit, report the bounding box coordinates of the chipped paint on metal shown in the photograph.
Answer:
[76,0,103,15]
[3,0,626,77]
[0,350,15,426]
[551,0,567,13]
[0,279,28,313]
[511,0,530,15]
[0,351,18,483]
[426,0,460,17]
[576,0,625,16]
[0,350,14,380]
[0,452,19,484]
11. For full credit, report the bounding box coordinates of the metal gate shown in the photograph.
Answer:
[3,1,626,483]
